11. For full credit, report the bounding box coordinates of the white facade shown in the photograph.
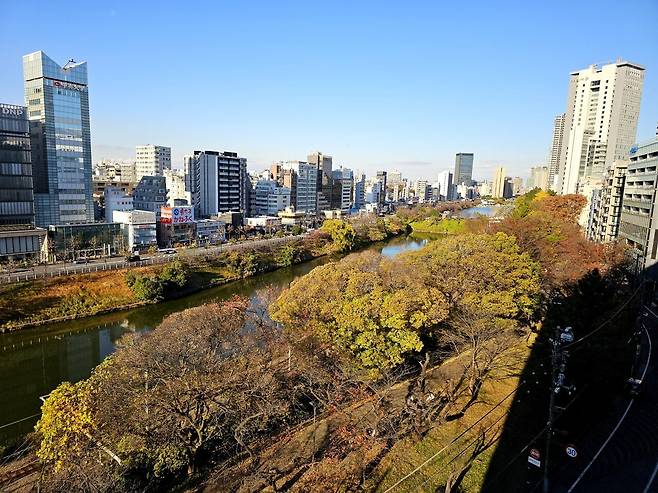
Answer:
[365,181,382,204]
[437,170,454,201]
[113,209,157,249]
[415,180,430,202]
[557,61,644,195]
[93,160,137,183]
[548,113,565,191]
[135,145,171,181]
[247,216,282,228]
[281,161,317,213]
[104,187,133,223]
[164,169,189,206]
[252,180,291,216]
[529,166,550,190]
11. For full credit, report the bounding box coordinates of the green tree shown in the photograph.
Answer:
[276,244,298,267]
[321,219,357,252]
[270,252,450,373]
[36,380,95,471]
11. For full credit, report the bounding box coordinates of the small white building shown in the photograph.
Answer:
[247,216,282,228]
[113,209,157,250]
[104,186,133,223]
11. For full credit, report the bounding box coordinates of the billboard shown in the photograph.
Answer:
[160,206,194,224]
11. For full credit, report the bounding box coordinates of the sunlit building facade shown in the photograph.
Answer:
[23,51,94,227]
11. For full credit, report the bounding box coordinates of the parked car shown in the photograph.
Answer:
[157,248,176,255]
[73,258,89,264]
[126,254,141,262]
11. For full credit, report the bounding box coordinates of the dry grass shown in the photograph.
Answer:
[366,344,531,492]
[0,269,152,329]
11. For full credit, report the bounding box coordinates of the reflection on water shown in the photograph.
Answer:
[455,205,499,218]
[0,236,425,443]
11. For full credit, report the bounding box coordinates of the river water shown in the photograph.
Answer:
[0,235,429,443]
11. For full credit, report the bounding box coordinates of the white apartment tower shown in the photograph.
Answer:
[548,113,565,191]
[135,145,171,181]
[556,61,644,195]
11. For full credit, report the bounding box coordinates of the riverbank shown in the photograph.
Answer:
[0,217,405,332]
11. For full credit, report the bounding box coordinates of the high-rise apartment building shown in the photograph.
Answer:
[556,61,645,195]
[308,152,332,212]
[547,113,565,191]
[23,51,94,226]
[529,166,550,191]
[437,170,454,201]
[188,151,250,218]
[454,153,474,186]
[136,145,171,181]
[492,167,507,198]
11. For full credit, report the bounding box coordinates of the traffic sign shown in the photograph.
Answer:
[528,448,541,467]
[566,445,578,458]
[528,456,541,467]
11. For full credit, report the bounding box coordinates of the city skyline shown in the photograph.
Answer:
[1,1,657,179]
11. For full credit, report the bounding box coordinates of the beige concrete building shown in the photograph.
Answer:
[556,61,644,195]
[492,167,507,198]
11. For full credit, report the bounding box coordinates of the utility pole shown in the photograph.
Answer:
[543,326,574,493]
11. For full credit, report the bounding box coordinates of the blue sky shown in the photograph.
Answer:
[2,0,657,181]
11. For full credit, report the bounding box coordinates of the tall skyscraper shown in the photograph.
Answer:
[454,153,474,186]
[547,113,565,191]
[23,51,94,226]
[188,151,249,218]
[556,61,645,195]
[136,145,171,181]
[307,151,332,211]
[437,170,454,201]
[492,167,507,198]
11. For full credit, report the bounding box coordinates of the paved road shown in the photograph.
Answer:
[552,305,658,493]
[0,234,305,283]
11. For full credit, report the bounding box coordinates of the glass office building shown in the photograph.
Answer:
[0,103,34,225]
[23,51,94,227]
[454,153,474,186]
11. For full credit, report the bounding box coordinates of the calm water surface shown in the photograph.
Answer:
[0,235,428,443]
